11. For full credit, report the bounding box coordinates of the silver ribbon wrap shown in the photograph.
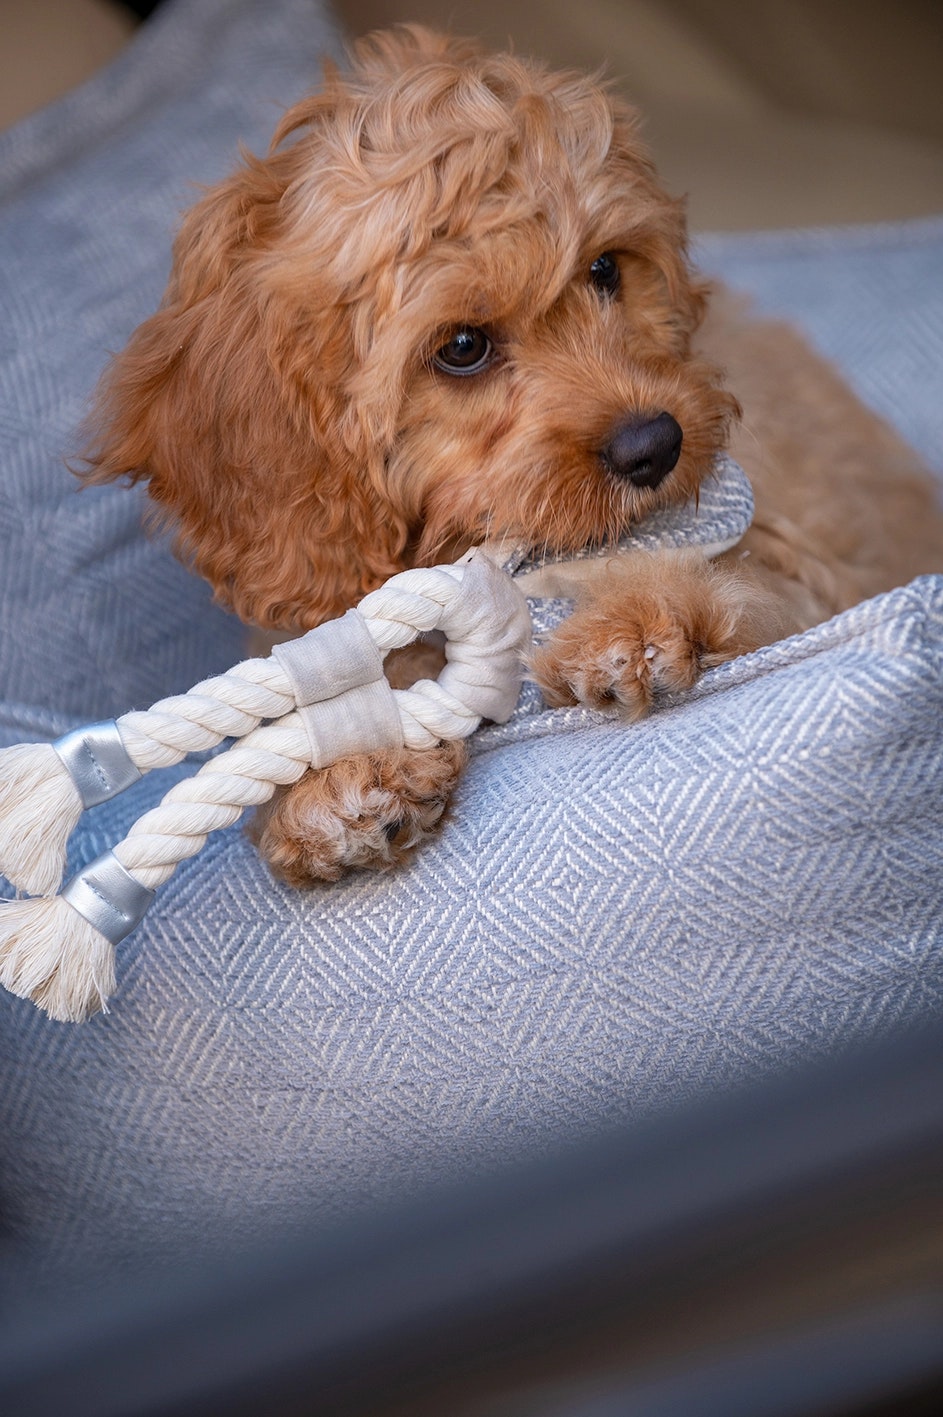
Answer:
[52,720,142,809]
[61,851,156,947]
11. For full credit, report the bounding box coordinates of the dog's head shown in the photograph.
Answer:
[82,26,737,629]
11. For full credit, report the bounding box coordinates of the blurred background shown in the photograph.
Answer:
[2,0,942,231]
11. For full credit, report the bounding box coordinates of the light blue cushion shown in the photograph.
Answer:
[0,0,346,720]
[1,0,941,1283]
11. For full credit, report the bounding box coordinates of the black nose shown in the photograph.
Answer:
[601,412,683,489]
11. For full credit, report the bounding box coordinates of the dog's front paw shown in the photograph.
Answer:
[533,615,703,718]
[247,741,466,887]
[530,551,757,719]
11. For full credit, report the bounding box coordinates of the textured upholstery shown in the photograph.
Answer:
[1,0,941,1287]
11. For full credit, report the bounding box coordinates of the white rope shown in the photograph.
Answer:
[0,550,531,1021]
[0,550,529,895]
[107,550,530,888]
[122,563,496,763]
[117,557,523,764]
[112,713,315,890]
[111,641,524,892]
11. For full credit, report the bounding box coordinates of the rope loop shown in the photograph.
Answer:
[0,548,532,1022]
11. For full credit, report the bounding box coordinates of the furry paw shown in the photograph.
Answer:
[248,741,467,887]
[530,551,759,719]
[533,615,705,717]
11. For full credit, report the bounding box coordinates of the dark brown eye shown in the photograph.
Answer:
[433,327,494,376]
[589,252,621,298]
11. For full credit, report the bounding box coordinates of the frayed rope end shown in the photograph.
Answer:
[0,895,115,1022]
[0,743,83,896]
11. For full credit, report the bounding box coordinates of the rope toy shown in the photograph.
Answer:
[0,550,531,1022]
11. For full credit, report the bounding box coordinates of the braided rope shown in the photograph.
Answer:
[0,552,528,896]
[113,714,318,889]
[107,554,530,893]
[118,660,296,770]
[115,562,492,771]
[0,551,531,1021]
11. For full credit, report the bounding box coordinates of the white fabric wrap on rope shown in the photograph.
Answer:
[271,608,385,705]
[272,551,531,759]
[272,607,403,764]
[426,551,534,726]
[296,680,404,765]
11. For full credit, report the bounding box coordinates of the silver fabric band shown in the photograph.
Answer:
[52,721,142,809]
[61,851,156,947]
[272,609,385,707]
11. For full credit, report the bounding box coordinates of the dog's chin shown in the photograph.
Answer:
[413,448,717,563]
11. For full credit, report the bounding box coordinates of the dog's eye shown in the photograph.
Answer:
[433,327,494,377]
[589,252,621,298]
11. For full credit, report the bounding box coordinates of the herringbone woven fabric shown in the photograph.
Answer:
[1,0,942,1289]
[0,0,344,719]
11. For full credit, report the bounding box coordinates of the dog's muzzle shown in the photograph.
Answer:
[601,412,683,489]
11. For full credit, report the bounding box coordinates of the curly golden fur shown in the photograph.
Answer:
[82,26,943,884]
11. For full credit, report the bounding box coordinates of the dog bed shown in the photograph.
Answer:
[1,0,942,1286]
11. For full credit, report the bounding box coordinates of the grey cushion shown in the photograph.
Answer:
[1,0,942,1283]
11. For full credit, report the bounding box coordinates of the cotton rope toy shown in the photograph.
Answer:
[0,456,754,1024]
[0,550,531,1022]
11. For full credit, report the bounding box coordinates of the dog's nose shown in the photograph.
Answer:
[601,412,683,489]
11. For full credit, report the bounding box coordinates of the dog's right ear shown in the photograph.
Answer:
[80,130,410,632]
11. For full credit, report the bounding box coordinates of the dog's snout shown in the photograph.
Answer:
[601,412,683,489]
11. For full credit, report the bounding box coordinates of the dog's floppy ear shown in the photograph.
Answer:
[81,133,410,631]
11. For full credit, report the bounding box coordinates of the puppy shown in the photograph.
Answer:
[81,26,943,885]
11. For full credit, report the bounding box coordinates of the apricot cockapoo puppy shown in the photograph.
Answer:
[83,27,943,885]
